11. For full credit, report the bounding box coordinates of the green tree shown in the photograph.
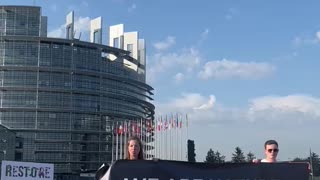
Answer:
[292,157,305,162]
[215,151,226,163]
[205,148,215,163]
[187,139,196,162]
[232,147,246,163]
[246,151,256,162]
[205,149,225,163]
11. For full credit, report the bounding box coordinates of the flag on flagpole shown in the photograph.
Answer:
[164,119,168,130]
[186,114,188,127]
[176,114,179,128]
[111,123,114,162]
[157,118,161,131]
[119,121,123,159]
[309,148,314,178]
[116,121,119,160]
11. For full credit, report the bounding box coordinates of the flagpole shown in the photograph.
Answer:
[140,118,143,141]
[154,118,157,158]
[144,119,147,159]
[116,121,119,160]
[180,116,184,161]
[176,114,179,160]
[310,148,314,180]
[180,118,183,161]
[186,113,189,161]
[170,114,173,160]
[154,118,156,159]
[160,116,163,159]
[120,121,123,159]
[111,123,114,163]
[186,114,189,140]
[149,119,152,159]
[176,113,179,160]
[145,119,147,159]
[166,115,171,160]
[140,118,143,157]
[124,121,127,159]
[146,119,148,159]
[146,121,149,159]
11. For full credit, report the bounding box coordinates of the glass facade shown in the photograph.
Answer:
[0,125,16,162]
[0,5,154,176]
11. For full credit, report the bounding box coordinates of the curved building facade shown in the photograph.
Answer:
[0,6,154,176]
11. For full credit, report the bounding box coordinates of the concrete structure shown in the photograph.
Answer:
[0,5,154,179]
[109,24,146,81]
[90,17,102,44]
[109,24,124,49]
[66,11,74,39]
[138,39,146,81]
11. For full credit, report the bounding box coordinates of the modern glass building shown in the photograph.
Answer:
[0,5,154,178]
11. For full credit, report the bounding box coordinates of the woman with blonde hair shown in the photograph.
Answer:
[126,135,144,160]
[96,136,144,180]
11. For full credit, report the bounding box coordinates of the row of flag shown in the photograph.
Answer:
[112,120,153,136]
[112,114,189,136]
[110,113,189,161]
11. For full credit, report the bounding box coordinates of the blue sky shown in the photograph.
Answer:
[2,0,320,161]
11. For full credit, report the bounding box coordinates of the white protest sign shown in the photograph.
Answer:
[1,160,54,180]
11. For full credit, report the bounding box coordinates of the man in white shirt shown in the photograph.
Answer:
[253,140,279,163]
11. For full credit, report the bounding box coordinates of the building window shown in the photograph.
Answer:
[67,26,72,39]
[127,44,133,56]
[94,30,100,43]
[113,37,119,48]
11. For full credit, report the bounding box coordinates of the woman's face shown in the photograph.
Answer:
[128,140,140,160]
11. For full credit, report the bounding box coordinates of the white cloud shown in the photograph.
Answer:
[316,31,320,41]
[73,16,90,38]
[153,36,176,51]
[248,95,320,122]
[48,24,65,38]
[174,73,184,83]
[156,93,320,127]
[128,3,137,12]
[292,36,317,46]
[48,16,91,40]
[155,93,245,125]
[292,32,320,47]
[198,59,275,80]
[196,28,210,46]
[148,50,275,84]
[147,48,200,83]
[193,95,216,110]
[156,93,215,114]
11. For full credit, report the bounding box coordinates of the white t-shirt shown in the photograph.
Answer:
[261,159,277,163]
